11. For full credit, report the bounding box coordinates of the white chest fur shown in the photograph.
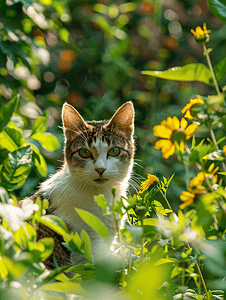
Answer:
[40,168,128,239]
[40,168,130,265]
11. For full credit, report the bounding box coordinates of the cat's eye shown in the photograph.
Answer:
[79,149,92,159]
[108,147,120,157]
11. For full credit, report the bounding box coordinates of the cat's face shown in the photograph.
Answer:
[62,102,135,187]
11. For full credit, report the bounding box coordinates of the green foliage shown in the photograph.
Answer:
[207,0,226,23]
[75,207,111,240]
[142,63,214,86]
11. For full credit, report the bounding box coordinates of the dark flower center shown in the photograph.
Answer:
[171,128,186,143]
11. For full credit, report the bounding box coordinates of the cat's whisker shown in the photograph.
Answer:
[133,161,144,169]
[65,125,87,142]
[69,120,89,142]
[132,172,146,181]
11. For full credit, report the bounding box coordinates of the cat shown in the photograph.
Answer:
[22,101,135,269]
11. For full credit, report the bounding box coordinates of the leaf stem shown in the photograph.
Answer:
[140,217,145,263]
[209,127,226,172]
[159,188,172,211]
[195,260,210,299]
[186,245,210,299]
[202,43,221,96]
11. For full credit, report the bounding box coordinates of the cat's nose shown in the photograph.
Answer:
[95,168,106,176]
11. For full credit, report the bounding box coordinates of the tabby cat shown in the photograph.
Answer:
[25,101,135,268]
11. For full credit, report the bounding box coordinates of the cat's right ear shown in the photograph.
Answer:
[62,103,88,140]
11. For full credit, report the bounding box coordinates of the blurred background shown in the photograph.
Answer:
[0,0,225,210]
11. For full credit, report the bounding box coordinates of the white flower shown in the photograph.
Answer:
[0,200,39,232]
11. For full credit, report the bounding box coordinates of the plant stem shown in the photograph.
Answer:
[184,160,190,191]
[204,175,226,215]
[202,43,221,96]
[112,195,126,289]
[140,217,145,263]
[158,176,210,296]
[186,245,210,299]
[159,188,172,211]
[209,127,226,172]
[195,260,210,299]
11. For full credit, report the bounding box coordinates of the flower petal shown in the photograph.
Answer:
[181,191,195,198]
[179,199,194,210]
[153,125,172,139]
[172,116,180,130]
[162,144,175,159]
[180,118,188,129]
[154,139,171,150]
[179,142,185,152]
[147,174,158,184]
[181,103,191,114]
[185,123,198,136]
[165,117,175,130]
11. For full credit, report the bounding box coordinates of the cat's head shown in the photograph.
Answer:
[62,102,135,187]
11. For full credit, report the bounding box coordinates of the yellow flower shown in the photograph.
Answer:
[153,116,198,159]
[190,23,211,43]
[182,98,205,120]
[180,163,218,209]
[179,190,207,210]
[223,145,226,157]
[141,174,158,191]
[179,191,196,209]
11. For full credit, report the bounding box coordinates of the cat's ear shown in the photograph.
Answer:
[106,101,134,138]
[62,103,88,139]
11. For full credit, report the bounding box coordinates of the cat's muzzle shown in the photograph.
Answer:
[93,177,109,184]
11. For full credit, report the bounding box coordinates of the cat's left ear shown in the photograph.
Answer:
[62,103,90,140]
[106,101,134,138]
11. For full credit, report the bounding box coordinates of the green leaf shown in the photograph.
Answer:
[31,111,48,135]
[14,223,37,249]
[124,194,137,207]
[142,63,213,86]
[0,96,18,132]
[28,238,54,262]
[81,229,92,261]
[59,28,70,43]
[94,194,109,214]
[207,0,226,23]
[0,258,8,281]
[0,125,25,152]
[143,218,160,226]
[30,132,60,151]
[75,208,111,241]
[2,256,29,279]
[36,215,69,239]
[9,145,32,168]
[155,258,175,265]
[1,146,32,190]
[64,232,83,254]
[213,57,226,83]
[171,266,183,278]
[66,264,95,274]
[152,200,167,217]
[202,150,225,161]
[31,144,47,177]
[0,187,9,203]
[123,225,143,245]
[35,266,68,290]
[40,282,87,294]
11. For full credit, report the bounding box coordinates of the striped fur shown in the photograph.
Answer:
[37,102,135,267]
